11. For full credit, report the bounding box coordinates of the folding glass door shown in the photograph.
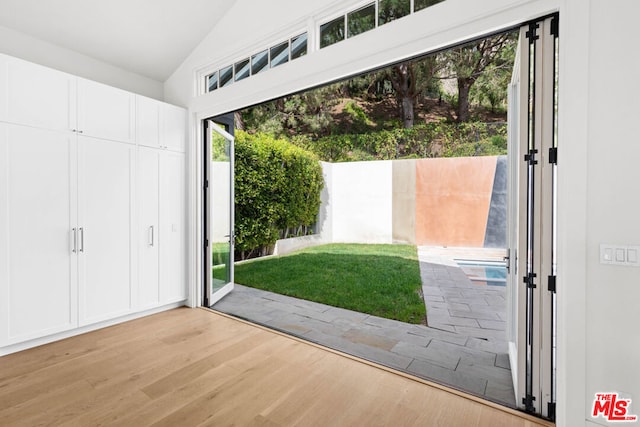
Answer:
[204,118,234,306]
[507,14,558,420]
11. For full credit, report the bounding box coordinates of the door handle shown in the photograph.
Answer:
[72,228,77,253]
[79,227,84,253]
[149,225,155,246]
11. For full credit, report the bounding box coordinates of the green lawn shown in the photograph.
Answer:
[234,243,426,324]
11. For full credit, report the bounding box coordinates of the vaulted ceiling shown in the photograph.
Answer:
[0,0,238,81]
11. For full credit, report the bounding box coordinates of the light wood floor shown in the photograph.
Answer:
[0,308,553,426]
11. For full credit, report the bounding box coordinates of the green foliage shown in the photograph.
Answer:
[235,243,426,324]
[290,120,507,162]
[241,85,341,138]
[234,131,323,259]
[320,17,345,48]
[438,121,508,157]
[470,33,517,113]
[347,4,376,38]
[343,100,375,132]
[378,0,411,25]
[440,31,517,121]
[212,243,230,283]
[210,131,230,161]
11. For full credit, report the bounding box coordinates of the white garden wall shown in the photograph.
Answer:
[321,161,394,244]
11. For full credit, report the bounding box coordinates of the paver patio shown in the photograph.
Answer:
[213,246,514,407]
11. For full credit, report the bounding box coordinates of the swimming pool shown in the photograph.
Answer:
[455,259,507,286]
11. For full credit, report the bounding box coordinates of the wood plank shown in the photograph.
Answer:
[0,308,553,427]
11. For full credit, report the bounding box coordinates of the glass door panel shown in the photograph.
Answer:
[206,119,234,306]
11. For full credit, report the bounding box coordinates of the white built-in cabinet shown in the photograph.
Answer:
[0,124,77,345]
[137,96,186,152]
[78,136,135,325]
[77,79,135,143]
[0,54,186,351]
[159,151,186,301]
[138,141,186,309]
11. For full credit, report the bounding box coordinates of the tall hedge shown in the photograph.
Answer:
[234,131,323,259]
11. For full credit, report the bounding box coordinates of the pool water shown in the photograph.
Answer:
[455,260,507,286]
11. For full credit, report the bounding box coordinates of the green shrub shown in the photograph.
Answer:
[343,100,375,132]
[234,131,323,259]
[291,120,507,161]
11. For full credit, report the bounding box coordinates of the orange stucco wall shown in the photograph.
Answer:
[415,156,497,247]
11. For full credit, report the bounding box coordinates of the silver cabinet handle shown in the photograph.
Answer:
[149,225,154,246]
[72,228,77,253]
[79,227,84,252]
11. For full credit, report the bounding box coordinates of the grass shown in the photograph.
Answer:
[234,243,426,324]
[212,242,231,283]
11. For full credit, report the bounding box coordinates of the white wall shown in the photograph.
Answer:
[582,1,640,425]
[167,0,640,425]
[324,161,393,244]
[0,25,164,100]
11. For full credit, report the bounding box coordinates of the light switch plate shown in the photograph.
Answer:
[627,246,640,266]
[600,244,640,267]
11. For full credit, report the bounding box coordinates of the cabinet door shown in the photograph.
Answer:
[138,147,160,308]
[78,137,134,325]
[161,104,186,152]
[0,56,75,132]
[159,151,186,302]
[137,96,160,149]
[77,79,135,144]
[0,124,77,345]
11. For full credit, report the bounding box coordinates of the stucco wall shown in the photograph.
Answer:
[415,156,498,247]
[392,159,417,244]
[317,157,504,248]
[326,161,393,244]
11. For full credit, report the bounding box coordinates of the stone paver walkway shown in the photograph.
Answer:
[215,246,514,407]
[418,246,508,341]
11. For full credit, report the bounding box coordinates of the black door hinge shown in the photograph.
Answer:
[551,14,559,38]
[548,275,557,293]
[525,149,539,165]
[205,238,209,248]
[549,147,558,165]
[523,394,537,413]
[204,179,209,189]
[548,402,556,421]
[524,272,537,289]
[526,22,540,42]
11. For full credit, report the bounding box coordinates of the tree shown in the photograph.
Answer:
[471,36,516,113]
[387,55,441,128]
[443,32,516,122]
[240,84,341,137]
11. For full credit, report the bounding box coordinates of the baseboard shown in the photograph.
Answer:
[0,301,186,357]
